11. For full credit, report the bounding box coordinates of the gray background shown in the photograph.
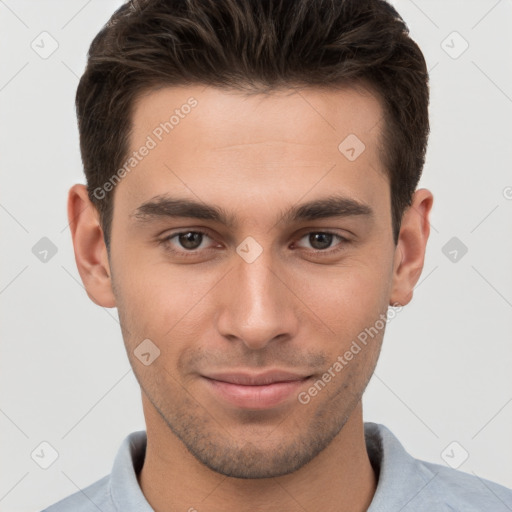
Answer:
[1,0,511,510]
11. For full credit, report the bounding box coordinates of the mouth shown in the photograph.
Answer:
[201,370,313,410]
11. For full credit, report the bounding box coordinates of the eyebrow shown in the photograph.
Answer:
[130,193,374,228]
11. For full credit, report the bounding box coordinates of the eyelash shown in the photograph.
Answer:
[158,230,350,258]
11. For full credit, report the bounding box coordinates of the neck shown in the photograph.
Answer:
[138,397,377,512]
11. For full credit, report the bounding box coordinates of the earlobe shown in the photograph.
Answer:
[67,184,116,308]
[388,247,405,307]
[389,188,434,308]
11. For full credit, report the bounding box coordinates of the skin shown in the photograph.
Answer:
[68,84,433,512]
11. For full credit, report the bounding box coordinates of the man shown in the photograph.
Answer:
[43,0,512,510]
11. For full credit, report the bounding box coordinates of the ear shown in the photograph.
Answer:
[389,188,434,307]
[67,184,116,308]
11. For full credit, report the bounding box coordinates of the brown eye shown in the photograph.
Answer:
[176,232,204,250]
[308,233,334,250]
[295,231,348,252]
[160,230,215,256]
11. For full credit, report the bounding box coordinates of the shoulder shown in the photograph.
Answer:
[364,422,512,511]
[418,457,512,511]
[40,430,147,512]
[40,474,113,512]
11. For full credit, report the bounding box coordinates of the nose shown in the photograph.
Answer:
[216,246,299,351]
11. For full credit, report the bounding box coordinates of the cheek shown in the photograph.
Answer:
[290,258,391,343]
[113,255,218,344]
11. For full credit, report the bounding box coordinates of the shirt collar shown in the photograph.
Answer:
[365,422,440,511]
[109,429,153,511]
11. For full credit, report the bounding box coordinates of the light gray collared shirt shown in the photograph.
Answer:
[41,422,512,511]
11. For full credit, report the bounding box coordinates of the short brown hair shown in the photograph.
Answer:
[76,0,430,251]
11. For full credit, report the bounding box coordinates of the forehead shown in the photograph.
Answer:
[116,84,388,226]
[131,83,384,152]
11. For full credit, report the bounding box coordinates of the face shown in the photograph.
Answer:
[107,84,398,478]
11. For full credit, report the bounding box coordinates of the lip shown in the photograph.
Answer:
[203,370,310,386]
[201,370,312,409]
